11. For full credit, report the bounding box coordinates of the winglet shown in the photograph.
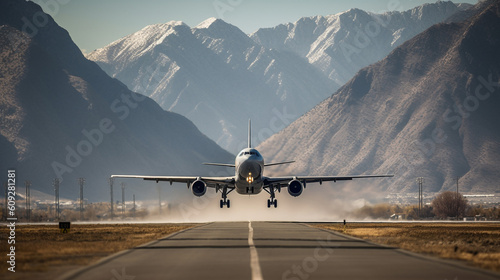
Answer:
[248,119,251,148]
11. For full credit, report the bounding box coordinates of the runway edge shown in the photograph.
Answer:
[304,223,500,279]
[56,223,211,280]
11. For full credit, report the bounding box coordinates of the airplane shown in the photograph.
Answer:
[111,120,393,208]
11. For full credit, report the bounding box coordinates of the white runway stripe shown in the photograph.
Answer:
[248,221,264,280]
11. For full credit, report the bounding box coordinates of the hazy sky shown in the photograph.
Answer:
[31,0,477,54]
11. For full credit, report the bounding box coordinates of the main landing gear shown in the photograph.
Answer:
[220,199,230,208]
[264,185,278,208]
[267,199,277,208]
[219,186,233,208]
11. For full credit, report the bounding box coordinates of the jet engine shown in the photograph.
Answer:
[191,180,207,197]
[288,180,303,197]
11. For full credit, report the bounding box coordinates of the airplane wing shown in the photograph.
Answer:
[202,163,236,167]
[264,161,295,167]
[111,175,235,187]
[264,174,394,186]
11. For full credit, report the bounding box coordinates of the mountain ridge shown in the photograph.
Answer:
[0,0,234,201]
[257,0,500,194]
[251,1,470,85]
[88,1,468,153]
[88,18,335,153]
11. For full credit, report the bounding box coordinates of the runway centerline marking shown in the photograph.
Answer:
[248,221,264,280]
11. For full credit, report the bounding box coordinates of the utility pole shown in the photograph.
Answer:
[53,178,60,221]
[420,178,423,218]
[157,184,162,215]
[109,178,114,220]
[416,177,424,219]
[78,178,85,220]
[121,183,125,217]
[25,181,31,221]
[133,194,136,219]
[456,176,460,221]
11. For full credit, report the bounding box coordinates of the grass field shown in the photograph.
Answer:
[312,222,500,272]
[0,223,195,280]
[2,222,499,279]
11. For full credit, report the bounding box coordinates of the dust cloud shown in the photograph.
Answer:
[134,181,388,223]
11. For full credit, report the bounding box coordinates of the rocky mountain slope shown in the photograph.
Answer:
[258,0,500,194]
[0,0,233,201]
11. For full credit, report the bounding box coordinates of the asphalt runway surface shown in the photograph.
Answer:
[61,222,499,280]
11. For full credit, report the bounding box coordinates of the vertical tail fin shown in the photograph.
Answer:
[248,119,251,148]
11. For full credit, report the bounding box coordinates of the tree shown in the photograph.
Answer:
[432,191,468,219]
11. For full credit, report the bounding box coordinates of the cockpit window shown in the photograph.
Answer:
[240,150,261,157]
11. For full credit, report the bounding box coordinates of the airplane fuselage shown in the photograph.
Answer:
[235,148,264,195]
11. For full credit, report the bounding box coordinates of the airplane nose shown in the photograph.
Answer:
[239,161,261,181]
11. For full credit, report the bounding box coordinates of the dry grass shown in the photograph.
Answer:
[0,223,195,279]
[312,222,500,272]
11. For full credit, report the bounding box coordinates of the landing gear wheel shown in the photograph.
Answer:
[274,199,278,208]
[220,187,233,208]
[267,199,271,208]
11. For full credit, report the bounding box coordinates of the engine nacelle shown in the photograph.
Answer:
[288,180,303,197]
[191,180,207,197]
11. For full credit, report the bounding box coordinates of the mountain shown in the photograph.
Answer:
[251,1,470,87]
[87,18,335,153]
[88,2,469,154]
[0,0,233,201]
[257,0,500,194]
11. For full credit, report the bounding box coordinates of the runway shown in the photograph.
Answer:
[62,222,498,280]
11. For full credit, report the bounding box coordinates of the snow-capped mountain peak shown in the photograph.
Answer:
[193,17,252,46]
[194,17,219,29]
